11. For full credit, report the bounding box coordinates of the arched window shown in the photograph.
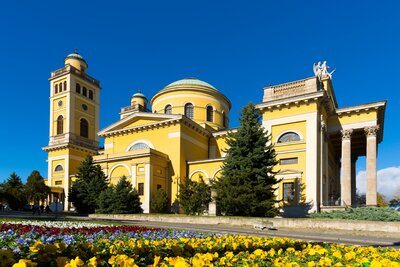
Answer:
[206,106,213,122]
[80,118,89,138]
[89,90,93,100]
[164,104,172,114]
[128,142,150,151]
[55,84,58,94]
[63,81,67,91]
[59,83,62,91]
[184,103,194,119]
[82,87,87,97]
[76,83,81,94]
[278,132,301,143]
[222,111,227,127]
[54,165,64,172]
[56,115,63,135]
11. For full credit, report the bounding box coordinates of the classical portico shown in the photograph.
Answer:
[335,125,380,207]
[257,64,386,212]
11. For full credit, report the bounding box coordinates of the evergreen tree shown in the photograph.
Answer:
[177,177,211,215]
[2,172,27,210]
[68,155,108,214]
[215,102,278,217]
[24,170,50,205]
[151,188,170,213]
[97,176,143,214]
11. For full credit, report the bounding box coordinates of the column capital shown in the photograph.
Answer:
[364,126,379,137]
[341,129,353,140]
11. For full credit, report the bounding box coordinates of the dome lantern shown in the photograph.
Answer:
[64,49,88,72]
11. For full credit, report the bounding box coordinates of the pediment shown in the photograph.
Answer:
[98,112,181,136]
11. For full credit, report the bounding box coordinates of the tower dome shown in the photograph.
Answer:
[150,77,231,130]
[131,91,148,109]
[64,50,88,72]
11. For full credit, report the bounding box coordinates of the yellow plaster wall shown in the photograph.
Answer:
[109,164,131,185]
[188,160,224,181]
[125,118,165,128]
[328,110,378,127]
[262,103,318,120]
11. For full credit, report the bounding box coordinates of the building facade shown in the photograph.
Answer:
[44,53,386,213]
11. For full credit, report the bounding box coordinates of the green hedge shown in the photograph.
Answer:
[310,207,400,221]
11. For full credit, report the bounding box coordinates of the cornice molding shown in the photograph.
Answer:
[256,91,325,111]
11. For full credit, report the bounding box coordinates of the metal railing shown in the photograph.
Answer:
[51,64,100,86]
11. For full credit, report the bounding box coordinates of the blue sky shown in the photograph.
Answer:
[0,1,399,197]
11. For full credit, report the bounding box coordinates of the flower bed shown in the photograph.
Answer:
[0,221,399,266]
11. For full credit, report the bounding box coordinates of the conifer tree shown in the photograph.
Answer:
[215,103,278,217]
[151,188,170,213]
[25,170,50,205]
[97,176,143,214]
[177,177,211,215]
[2,172,27,210]
[68,155,108,214]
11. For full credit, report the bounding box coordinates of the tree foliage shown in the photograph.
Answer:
[177,178,211,215]
[97,176,143,214]
[25,170,50,204]
[215,103,278,217]
[68,155,108,214]
[2,172,27,210]
[151,188,170,213]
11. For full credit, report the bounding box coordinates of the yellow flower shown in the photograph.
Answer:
[370,260,382,267]
[344,251,356,261]
[307,261,316,267]
[153,255,161,267]
[308,249,316,256]
[12,259,38,267]
[332,251,342,259]
[87,257,98,267]
[65,257,84,267]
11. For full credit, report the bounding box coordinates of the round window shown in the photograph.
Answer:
[58,100,63,107]
[82,104,88,111]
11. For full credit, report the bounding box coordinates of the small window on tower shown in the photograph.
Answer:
[138,183,144,195]
[80,118,89,138]
[54,165,64,172]
[76,83,81,94]
[64,81,67,91]
[89,90,93,100]
[55,84,58,94]
[164,105,172,114]
[206,105,213,122]
[57,115,63,135]
[59,83,63,91]
[184,103,194,119]
[82,87,87,97]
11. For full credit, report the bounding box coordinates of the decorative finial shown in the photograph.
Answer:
[74,48,79,54]
[313,61,336,81]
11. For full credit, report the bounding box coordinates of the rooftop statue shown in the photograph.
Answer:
[313,61,336,80]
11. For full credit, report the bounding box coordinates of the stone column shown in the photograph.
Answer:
[365,126,379,206]
[340,129,353,207]
[320,119,327,207]
[351,156,357,207]
[208,187,217,216]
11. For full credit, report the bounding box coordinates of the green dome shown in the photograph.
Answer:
[132,92,147,98]
[165,78,217,90]
[65,50,87,64]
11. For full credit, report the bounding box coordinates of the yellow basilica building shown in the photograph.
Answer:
[43,52,386,213]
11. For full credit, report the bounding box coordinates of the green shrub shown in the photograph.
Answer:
[151,189,170,213]
[310,207,400,221]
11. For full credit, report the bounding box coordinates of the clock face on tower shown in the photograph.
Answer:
[82,104,88,111]
[58,100,63,107]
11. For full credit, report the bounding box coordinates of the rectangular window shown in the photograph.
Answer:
[157,184,162,190]
[55,181,62,185]
[138,183,144,196]
[280,157,298,165]
[283,182,295,203]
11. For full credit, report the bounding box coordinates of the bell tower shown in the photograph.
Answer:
[43,51,100,211]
